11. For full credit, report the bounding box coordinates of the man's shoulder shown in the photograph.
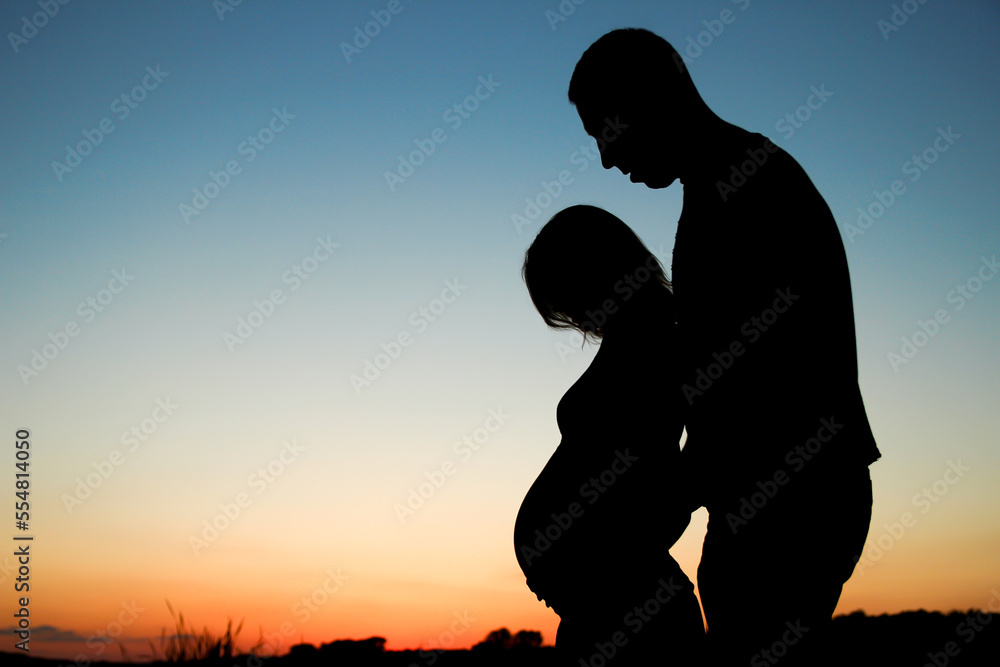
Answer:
[714,131,828,212]
[746,132,808,182]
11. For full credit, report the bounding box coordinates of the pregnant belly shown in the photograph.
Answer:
[513,468,591,607]
[515,483,688,616]
[513,464,650,610]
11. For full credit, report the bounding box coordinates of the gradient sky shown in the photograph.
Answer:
[1,0,998,660]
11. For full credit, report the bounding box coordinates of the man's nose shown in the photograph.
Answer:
[600,137,632,172]
[599,145,618,171]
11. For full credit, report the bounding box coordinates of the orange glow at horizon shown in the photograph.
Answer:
[18,505,999,662]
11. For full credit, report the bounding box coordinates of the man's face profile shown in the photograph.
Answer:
[577,101,678,190]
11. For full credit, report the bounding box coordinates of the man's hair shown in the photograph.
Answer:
[522,204,671,340]
[568,28,702,115]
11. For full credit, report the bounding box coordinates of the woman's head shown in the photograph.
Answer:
[522,204,671,339]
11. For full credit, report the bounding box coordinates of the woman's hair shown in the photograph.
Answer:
[522,204,671,340]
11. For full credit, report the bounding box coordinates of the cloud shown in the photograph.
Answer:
[2,625,88,642]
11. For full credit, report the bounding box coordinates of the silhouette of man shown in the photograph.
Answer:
[569,28,881,665]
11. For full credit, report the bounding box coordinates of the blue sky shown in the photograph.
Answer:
[1,0,998,656]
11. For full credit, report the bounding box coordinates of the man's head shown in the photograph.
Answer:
[569,28,714,188]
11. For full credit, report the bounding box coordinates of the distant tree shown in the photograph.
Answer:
[472,628,544,652]
[318,636,387,661]
[473,628,513,651]
[511,630,543,649]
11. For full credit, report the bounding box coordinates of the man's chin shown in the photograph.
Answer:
[633,173,676,189]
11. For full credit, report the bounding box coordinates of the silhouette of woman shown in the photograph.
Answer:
[514,205,704,665]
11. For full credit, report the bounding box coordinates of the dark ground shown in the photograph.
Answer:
[4,609,998,666]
